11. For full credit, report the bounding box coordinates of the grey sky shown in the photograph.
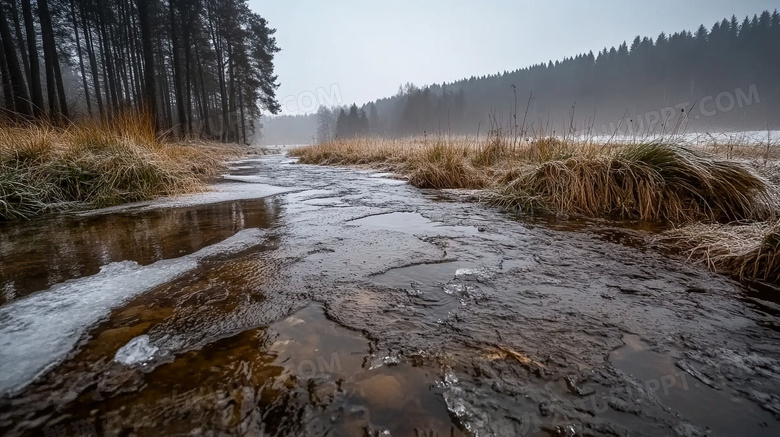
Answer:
[248,0,778,115]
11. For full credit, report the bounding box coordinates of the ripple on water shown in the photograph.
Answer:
[18,303,463,436]
[608,334,780,436]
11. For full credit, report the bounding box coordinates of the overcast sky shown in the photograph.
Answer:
[248,0,777,115]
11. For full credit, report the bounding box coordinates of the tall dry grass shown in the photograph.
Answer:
[659,221,780,283]
[0,115,244,220]
[292,137,491,188]
[495,142,774,222]
[292,136,776,223]
[292,135,779,283]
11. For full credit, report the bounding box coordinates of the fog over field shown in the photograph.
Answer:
[256,0,780,145]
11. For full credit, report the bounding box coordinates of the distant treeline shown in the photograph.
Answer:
[261,104,372,146]
[265,10,779,145]
[0,0,280,143]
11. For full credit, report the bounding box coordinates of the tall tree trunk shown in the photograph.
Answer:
[194,40,211,136]
[69,0,92,116]
[228,48,237,142]
[214,41,228,141]
[0,42,13,113]
[137,0,158,130]
[80,0,104,118]
[206,1,228,141]
[0,0,31,117]
[191,59,204,134]
[8,1,30,87]
[42,0,69,119]
[96,25,112,116]
[37,0,65,121]
[114,2,133,105]
[183,25,193,134]
[96,8,118,112]
[238,85,247,144]
[119,0,139,104]
[21,0,42,117]
[52,50,69,119]
[169,0,186,137]
[181,1,193,135]
[156,47,172,129]
[130,13,144,104]
[112,22,131,105]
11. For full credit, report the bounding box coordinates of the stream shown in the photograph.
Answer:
[1,154,779,436]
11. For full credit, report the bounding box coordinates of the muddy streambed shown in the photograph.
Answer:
[1,155,779,436]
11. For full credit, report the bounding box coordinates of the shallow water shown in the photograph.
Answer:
[0,198,281,302]
[1,155,778,436]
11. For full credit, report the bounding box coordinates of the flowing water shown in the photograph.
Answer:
[0,155,778,436]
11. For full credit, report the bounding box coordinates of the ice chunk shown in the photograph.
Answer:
[439,370,488,436]
[221,174,273,184]
[81,182,296,216]
[454,267,492,282]
[115,335,158,366]
[0,228,266,395]
[382,353,401,366]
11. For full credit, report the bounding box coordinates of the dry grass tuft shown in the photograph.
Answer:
[290,137,409,166]
[292,136,780,284]
[496,142,775,222]
[295,137,776,224]
[0,115,244,220]
[292,137,492,189]
[406,140,490,189]
[659,221,780,283]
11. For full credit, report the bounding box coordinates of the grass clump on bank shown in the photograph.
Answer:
[659,221,780,282]
[292,136,779,284]
[0,116,243,220]
[495,142,774,222]
[291,137,492,189]
[293,137,775,223]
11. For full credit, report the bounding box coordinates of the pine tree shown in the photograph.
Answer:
[0,0,281,142]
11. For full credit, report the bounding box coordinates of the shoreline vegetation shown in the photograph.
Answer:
[290,135,779,285]
[2,117,776,285]
[0,116,245,221]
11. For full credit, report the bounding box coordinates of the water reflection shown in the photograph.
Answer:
[0,198,281,304]
[608,334,779,437]
[3,302,462,436]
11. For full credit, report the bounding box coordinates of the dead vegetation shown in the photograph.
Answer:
[494,142,774,222]
[292,137,776,221]
[291,135,780,284]
[659,221,780,282]
[0,115,245,221]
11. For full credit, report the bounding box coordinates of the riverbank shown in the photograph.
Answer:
[0,118,249,221]
[291,136,779,283]
[3,154,777,436]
